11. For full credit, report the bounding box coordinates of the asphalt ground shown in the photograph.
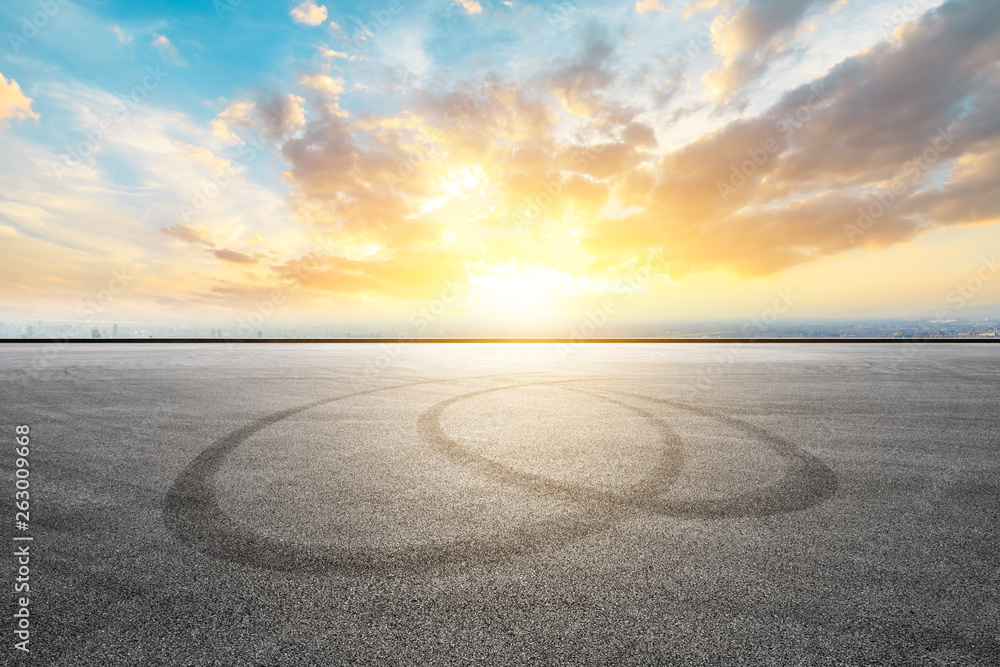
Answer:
[0,343,997,665]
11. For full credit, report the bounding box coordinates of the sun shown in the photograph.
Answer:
[468,265,554,324]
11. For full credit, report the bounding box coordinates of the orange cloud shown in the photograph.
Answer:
[162,224,216,247]
[190,0,1000,308]
[586,0,1000,277]
[701,0,838,108]
[213,93,307,144]
[275,249,469,302]
[213,248,259,264]
[0,73,39,128]
[453,0,483,16]
[635,0,666,14]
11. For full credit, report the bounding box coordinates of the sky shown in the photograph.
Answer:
[1,0,999,333]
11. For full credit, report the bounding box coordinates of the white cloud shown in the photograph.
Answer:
[318,46,349,59]
[151,33,187,66]
[298,73,345,97]
[290,1,328,26]
[213,93,308,141]
[0,78,310,319]
[112,25,132,45]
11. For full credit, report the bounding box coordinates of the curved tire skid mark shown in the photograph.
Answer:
[570,386,839,518]
[420,381,837,519]
[165,374,837,575]
[163,372,620,575]
[416,379,686,508]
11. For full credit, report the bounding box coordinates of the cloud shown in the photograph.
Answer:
[112,25,132,45]
[622,122,658,147]
[211,118,241,145]
[635,0,666,14]
[318,46,349,59]
[290,0,328,26]
[75,0,1000,306]
[162,224,216,247]
[585,0,1000,276]
[213,248,259,264]
[268,59,671,302]
[0,72,313,321]
[275,249,469,301]
[152,33,187,66]
[453,0,483,15]
[0,74,39,128]
[547,23,618,116]
[213,93,307,143]
[12,0,998,317]
[298,73,345,98]
[701,0,839,108]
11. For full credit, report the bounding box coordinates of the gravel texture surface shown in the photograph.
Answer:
[1,343,997,665]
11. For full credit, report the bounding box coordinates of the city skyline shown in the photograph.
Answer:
[4,315,1000,341]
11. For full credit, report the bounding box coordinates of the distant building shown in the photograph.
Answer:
[113,323,118,338]
[91,327,101,339]
[257,331,263,338]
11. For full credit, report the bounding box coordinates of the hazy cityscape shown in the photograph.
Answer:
[3,318,1000,340]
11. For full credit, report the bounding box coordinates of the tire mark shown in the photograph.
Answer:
[164,374,838,575]
[568,386,839,517]
[423,382,837,520]
[163,372,619,575]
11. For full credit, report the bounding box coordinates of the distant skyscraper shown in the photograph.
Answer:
[257,331,262,338]
[26,325,33,338]
[91,327,100,339]
[113,323,118,338]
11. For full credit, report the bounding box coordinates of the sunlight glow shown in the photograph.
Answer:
[465,264,622,324]
[420,165,489,213]
[467,265,555,323]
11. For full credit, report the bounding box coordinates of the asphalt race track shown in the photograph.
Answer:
[1,343,998,665]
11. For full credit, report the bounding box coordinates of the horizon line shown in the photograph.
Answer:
[2,338,999,344]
